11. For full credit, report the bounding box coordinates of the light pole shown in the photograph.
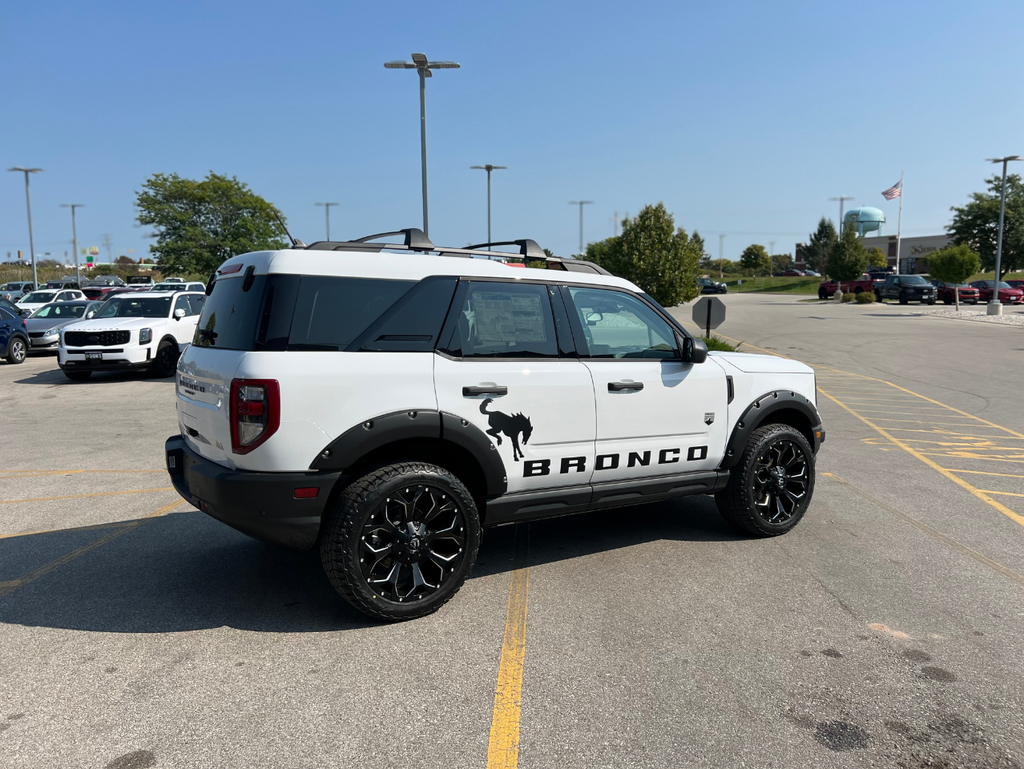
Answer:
[830,195,854,235]
[8,167,43,288]
[385,53,460,238]
[569,201,594,255]
[315,202,339,241]
[985,155,1022,315]
[719,234,725,278]
[61,204,84,285]
[470,165,506,243]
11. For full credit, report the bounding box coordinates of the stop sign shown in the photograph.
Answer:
[691,296,726,336]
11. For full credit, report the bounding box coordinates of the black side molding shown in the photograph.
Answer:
[719,390,823,470]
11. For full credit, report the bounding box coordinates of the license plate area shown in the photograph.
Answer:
[86,352,103,361]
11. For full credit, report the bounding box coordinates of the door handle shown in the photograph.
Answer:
[463,385,508,396]
[608,381,644,392]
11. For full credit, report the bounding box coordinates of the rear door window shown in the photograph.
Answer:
[445,282,558,358]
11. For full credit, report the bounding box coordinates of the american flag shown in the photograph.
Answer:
[882,180,902,200]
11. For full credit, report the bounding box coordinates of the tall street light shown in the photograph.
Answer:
[315,202,339,241]
[569,201,594,255]
[8,167,43,288]
[385,52,460,238]
[61,204,85,285]
[985,155,1022,315]
[470,164,506,243]
[829,195,854,235]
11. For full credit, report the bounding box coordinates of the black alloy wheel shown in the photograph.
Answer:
[6,336,26,364]
[154,341,178,377]
[321,461,481,621]
[715,423,815,537]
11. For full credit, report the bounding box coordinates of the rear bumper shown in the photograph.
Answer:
[165,435,341,550]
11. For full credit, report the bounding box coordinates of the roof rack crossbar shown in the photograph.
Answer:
[464,239,545,259]
[351,228,433,251]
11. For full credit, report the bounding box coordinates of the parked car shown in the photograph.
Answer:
[88,275,127,287]
[162,277,186,283]
[969,280,1024,304]
[126,276,155,286]
[0,282,36,302]
[0,305,29,364]
[818,274,875,299]
[875,275,937,305]
[25,301,103,351]
[151,281,206,293]
[931,280,980,305]
[45,280,81,290]
[802,269,821,277]
[1004,279,1024,290]
[17,288,86,314]
[780,270,805,277]
[698,277,727,294]
[0,297,31,318]
[58,290,206,380]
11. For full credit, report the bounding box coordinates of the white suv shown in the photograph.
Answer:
[58,290,206,380]
[165,229,824,621]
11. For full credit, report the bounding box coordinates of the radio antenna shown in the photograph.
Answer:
[274,211,306,248]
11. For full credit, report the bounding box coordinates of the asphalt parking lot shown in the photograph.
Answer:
[2,293,1023,769]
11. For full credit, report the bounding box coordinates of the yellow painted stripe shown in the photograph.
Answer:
[0,520,130,541]
[0,469,164,479]
[946,469,1024,479]
[487,526,530,769]
[0,487,175,506]
[980,490,1024,498]
[822,473,1024,588]
[818,388,1024,529]
[0,500,184,597]
[918,453,1024,464]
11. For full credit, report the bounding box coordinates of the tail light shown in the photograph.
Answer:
[230,379,280,454]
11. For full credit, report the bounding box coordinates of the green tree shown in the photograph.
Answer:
[136,172,289,276]
[739,244,771,276]
[589,204,700,306]
[948,174,1024,279]
[802,217,838,273]
[866,247,887,269]
[926,244,981,310]
[828,221,869,283]
[692,231,710,271]
[771,253,792,274]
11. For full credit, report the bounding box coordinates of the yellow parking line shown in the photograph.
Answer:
[919,453,1024,464]
[0,520,130,541]
[0,500,184,597]
[0,469,164,479]
[487,526,530,769]
[822,473,1024,589]
[945,469,1024,479]
[979,490,1024,498]
[0,487,175,506]
[818,388,1024,529]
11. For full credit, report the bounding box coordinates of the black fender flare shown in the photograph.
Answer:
[309,409,507,497]
[719,390,823,470]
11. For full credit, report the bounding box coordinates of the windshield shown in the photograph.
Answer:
[22,291,57,303]
[901,276,928,285]
[150,284,177,292]
[32,303,88,319]
[95,296,172,318]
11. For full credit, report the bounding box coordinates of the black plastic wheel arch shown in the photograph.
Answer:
[719,390,823,470]
[309,409,507,497]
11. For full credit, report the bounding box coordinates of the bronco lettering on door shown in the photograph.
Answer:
[523,446,709,477]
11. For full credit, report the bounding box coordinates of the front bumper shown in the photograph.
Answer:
[165,435,342,550]
[29,335,59,349]
[59,344,153,372]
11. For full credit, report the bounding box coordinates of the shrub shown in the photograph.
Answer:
[855,291,875,304]
[701,335,741,352]
[841,291,855,302]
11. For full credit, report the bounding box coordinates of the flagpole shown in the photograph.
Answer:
[896,171,904,272]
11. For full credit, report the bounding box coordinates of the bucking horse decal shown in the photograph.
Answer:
[480,398,533,461]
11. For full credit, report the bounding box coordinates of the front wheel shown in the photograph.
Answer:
[153,341,179,377]
[6,337,27,364]
[818,290,828,300]
[715,423,815,537]
[320,462,482,621]
[926,299,935,305]
[943,294,952,304]
[898,292,908,305]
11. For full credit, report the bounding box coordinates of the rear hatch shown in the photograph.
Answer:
[176,271,268,468]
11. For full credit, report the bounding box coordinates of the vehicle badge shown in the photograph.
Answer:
[704,412,715,425]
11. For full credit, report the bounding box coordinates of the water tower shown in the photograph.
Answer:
[843,207,885,237]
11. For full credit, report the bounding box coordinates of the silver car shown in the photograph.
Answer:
[0,282,36,302]
[25,301,103,351]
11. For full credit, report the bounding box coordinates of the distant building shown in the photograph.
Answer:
[861,233,950,273]
[795,233,950,274]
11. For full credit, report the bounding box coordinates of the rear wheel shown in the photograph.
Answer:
[63,370,91,381]
[6,337,27,364]
[898,291,908,305]
[153,341,179,378]
[943,294,952,304]
[818,289,828,300]
[320,462,481,621]
[715,423,814,537]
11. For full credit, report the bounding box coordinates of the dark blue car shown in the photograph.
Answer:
[0,305,29,364]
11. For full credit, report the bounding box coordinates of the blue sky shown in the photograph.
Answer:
[2,0,1023,265]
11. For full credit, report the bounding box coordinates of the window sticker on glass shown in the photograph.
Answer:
[472,291,546,345]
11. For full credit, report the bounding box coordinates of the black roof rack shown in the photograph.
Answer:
[300,228,612,274]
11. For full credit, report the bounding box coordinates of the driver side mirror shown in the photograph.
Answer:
[173,308,186,320]
[676,332,708,364]
[86,311,95,319]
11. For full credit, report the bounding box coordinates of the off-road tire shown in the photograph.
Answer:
[153,341,179,378]
[715,423,815,537]
[6,336,27,364]
[320,461,482,622]
[63,370,91,381]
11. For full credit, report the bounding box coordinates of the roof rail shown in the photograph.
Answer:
[463,239,545,260]
[352,228,434,250]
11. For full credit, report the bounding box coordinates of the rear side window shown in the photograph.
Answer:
[287,277,414,351]
[194,275,268,349]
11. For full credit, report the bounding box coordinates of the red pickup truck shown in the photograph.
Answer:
[818,274,875,299]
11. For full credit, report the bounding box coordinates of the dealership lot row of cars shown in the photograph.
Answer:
[0,276,206,372]
[817,270,1024,304]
